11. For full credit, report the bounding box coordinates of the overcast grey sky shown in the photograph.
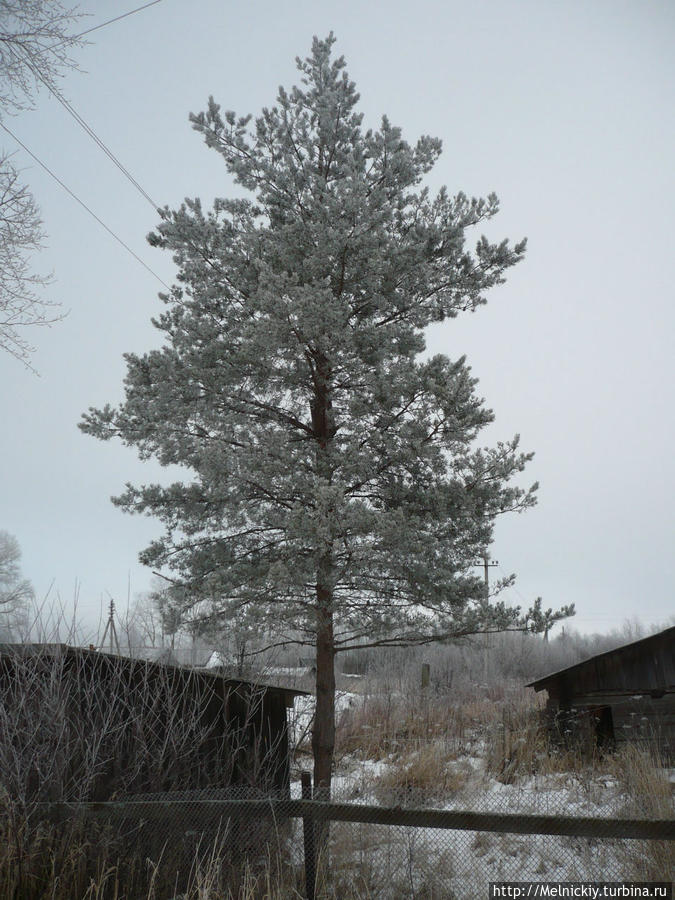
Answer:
[1,0,673,638]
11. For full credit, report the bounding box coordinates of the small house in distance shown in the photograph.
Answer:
[0,643,306,801]
[527,626,675,760]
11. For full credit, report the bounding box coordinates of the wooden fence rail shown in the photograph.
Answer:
[44,798,675,840]
[39,797,675,900]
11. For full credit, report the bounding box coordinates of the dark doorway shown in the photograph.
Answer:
[592,705,615,751]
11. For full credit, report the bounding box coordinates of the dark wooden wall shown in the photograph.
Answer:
[0,646,294,803]
[546,692,675,761]
[532,629,674,761]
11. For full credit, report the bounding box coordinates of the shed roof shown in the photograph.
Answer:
[0,643,309,703]
[526,626,675,696]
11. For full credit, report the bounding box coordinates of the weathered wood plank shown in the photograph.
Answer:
[40,800,675,841]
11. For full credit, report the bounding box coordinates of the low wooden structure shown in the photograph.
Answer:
[527,626,675,760]
[0,643,306,800]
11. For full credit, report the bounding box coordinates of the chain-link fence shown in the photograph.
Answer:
[3,779,668,899]
[0,645,672,897]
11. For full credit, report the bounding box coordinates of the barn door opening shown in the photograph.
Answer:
[593,705,615,751]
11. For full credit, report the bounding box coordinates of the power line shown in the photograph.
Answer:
[494,562,531,606]
[11,43,159,210]
[48,1,166,50]
[0,121,170,289]
[74,1,166,40]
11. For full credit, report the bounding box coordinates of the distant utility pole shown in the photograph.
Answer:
[100,597,121,655]
[473,555,499,602]
[473,556,499,683]
[483,556,497,591]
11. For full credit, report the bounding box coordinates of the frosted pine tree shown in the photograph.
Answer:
[81,35,572,795]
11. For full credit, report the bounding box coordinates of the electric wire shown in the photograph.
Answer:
[1,0,215,294]
[495,562,533,606]
[0,121,170,289]
[9,44,159,211]
[49,1,166,49]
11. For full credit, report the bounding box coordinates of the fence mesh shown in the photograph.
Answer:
[0,648,672,897]
[3,780,669,899]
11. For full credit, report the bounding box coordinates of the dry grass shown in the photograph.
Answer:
[325,821,457,899]
[3,647,673,896]
[374,744,470,805]
[483,698,614,782]
[0,813,305,900]
[0,815,457,900]
[609,743,673,816]
[334,669,673,887]
[2,750,672,897]
[483,705,576,782]
[608,744,674,881]
[484,712,674,881]
[335,680,540,766]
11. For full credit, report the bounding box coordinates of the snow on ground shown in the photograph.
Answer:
[262,666,312,677]
[287,693,673,893]
[289,689,361,749]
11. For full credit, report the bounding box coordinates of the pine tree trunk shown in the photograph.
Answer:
[310,352,336,799]
[312,576,335,885]
[310,353,336,880]
[312,593,335,799]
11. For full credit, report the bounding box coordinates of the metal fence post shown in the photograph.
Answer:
[301,771,316,900]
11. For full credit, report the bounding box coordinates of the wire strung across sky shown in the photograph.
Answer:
[0,0,168,288]
[11,42,159,211]
[47,1,167,51]
[74,1,166,41]
[0,121,170,290]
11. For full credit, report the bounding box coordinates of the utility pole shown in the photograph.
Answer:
[473,556,499,684]
[100,597,121,655]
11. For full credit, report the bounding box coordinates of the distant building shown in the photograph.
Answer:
[203,649,239,670]
[527,626,675,760]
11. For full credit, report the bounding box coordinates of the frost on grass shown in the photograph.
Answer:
[286,684,674,892]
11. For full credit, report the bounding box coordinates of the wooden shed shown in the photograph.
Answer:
[0,643,306,801]
[527,626,675,760]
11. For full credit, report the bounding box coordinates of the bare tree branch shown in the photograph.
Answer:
[0,0,84,368]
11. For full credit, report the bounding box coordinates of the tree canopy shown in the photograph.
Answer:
[0,0,82,367]
[0,530,33,638]
[81,34,572,791]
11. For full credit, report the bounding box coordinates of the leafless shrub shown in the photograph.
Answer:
[0,816,304,900]
[0,633,291,897]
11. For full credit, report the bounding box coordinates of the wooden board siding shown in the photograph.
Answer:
[528,627,674,761]
[609,693,675,752]
[547,693,675,759]
[0,644,304,800]
[531,627,674,700]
